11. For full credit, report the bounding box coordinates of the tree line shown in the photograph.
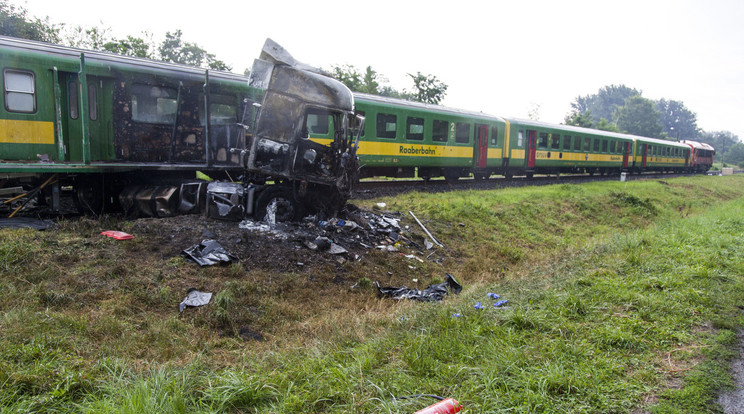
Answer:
[564,84,742,166]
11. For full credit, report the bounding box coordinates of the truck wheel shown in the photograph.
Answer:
[255,187,303,222]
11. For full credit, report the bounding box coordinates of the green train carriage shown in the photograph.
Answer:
[309,93,508,181]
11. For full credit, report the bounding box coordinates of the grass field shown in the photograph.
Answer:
[1,175,743,413]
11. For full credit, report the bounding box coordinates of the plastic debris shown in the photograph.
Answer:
[474,302,485,310]
[100,230,134,240]
[374,202,387,210]
[493,300,509,307]
[179,288,212,312]
[487,293,501,300]
[376,273,462,302]
[414,397,463,414]
[181,239,238,266]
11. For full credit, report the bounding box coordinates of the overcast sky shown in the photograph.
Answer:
[18,0,744,140]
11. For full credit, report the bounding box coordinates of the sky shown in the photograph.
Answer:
[17,0,744,140]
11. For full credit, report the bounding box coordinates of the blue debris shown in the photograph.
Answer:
[493,300,509,308]
[487,293,501,300]
[474,302,485,310]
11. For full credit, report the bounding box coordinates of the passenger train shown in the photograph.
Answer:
[0,36,714,218]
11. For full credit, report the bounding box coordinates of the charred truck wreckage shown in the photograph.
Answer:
[118,39,362,221]
[0,37,360,221]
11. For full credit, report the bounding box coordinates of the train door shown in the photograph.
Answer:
[475,124,489,168]
[641,144,648,167]
[60,73,114,162]
[622,142,630,168]
[526,130,536,169]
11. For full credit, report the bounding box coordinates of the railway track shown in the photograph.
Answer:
[352,172,704,200]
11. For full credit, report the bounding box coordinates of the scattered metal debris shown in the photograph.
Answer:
[376,273,462,302]
[409,211,443,247]
[181,239,238,266]
[179,288,212,312]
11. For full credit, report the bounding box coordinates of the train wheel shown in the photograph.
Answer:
[504,171,513,179]
[444,171,460,183]
[473,173,487,180]
[255,186,304,222]
[526,173,534,179]
[73,175,105,215]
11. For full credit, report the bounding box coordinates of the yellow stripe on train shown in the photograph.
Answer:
[310,138,474,158]
[0,119,55,145]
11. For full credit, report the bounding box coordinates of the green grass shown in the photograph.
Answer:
[1,175,744,412]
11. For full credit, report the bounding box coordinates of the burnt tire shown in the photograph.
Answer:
[255,187,304,222]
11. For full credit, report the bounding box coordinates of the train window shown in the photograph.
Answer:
[538,132,548,149]
[601,140,608,152]
[518,130,524,147]
[199,94,238,125]
[455,122,470,143]
[551,134,560,150]
[563,136,571,150]
[583,137,591,151]
[574,136,582,151]
[491,127,498,146]
[131,84,178,124]
[432,120,448,142]
[593,139,599,152]
[609,141,616,153]
[352,110,365,137]
[377,113,397,139]
[4,69,36,113]
[406,117,424,140]
[88,84,98,121]
[69,81,79,119]
[304,107,331,136]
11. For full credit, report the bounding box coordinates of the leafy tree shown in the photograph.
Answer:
[614,95,664,138]
[564,109,594,128]
[405,72,447,104]
[725,142,744,166]
[0,0,60,43]
[571,84,641,127]
[159,30,230,71]
[699,130,740,160]
[656,99,699,140]
[596,118,619,132]
[102,35,153,59]
[527,103,541,121]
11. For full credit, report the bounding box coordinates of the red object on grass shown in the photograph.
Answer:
[414,398,462,414]
[100,231,134,240]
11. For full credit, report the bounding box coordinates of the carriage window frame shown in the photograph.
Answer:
[583,137,591,151]
[538,132,549,149]
[601,140,608,153]
[432,119,448,142]
[593,139,600,152]
[376,113,397,139]
[518,130,524,147]
[455,122,470,144]
[199,93,239,126]
[490,127,498,146]
[69,81,79,120]
[3,69,36,113]
[131,83,179,125]
[574,136,582,151]
[406,116,425,141]
[551,134,561,150]
[563,135,571,151]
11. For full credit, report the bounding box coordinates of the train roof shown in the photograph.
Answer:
[354,93,505,123]
[0,35,249,84]
[504,117,690,147]
[680,140,715,151]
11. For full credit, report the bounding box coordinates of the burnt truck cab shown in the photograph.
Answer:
[242,40,361,220]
